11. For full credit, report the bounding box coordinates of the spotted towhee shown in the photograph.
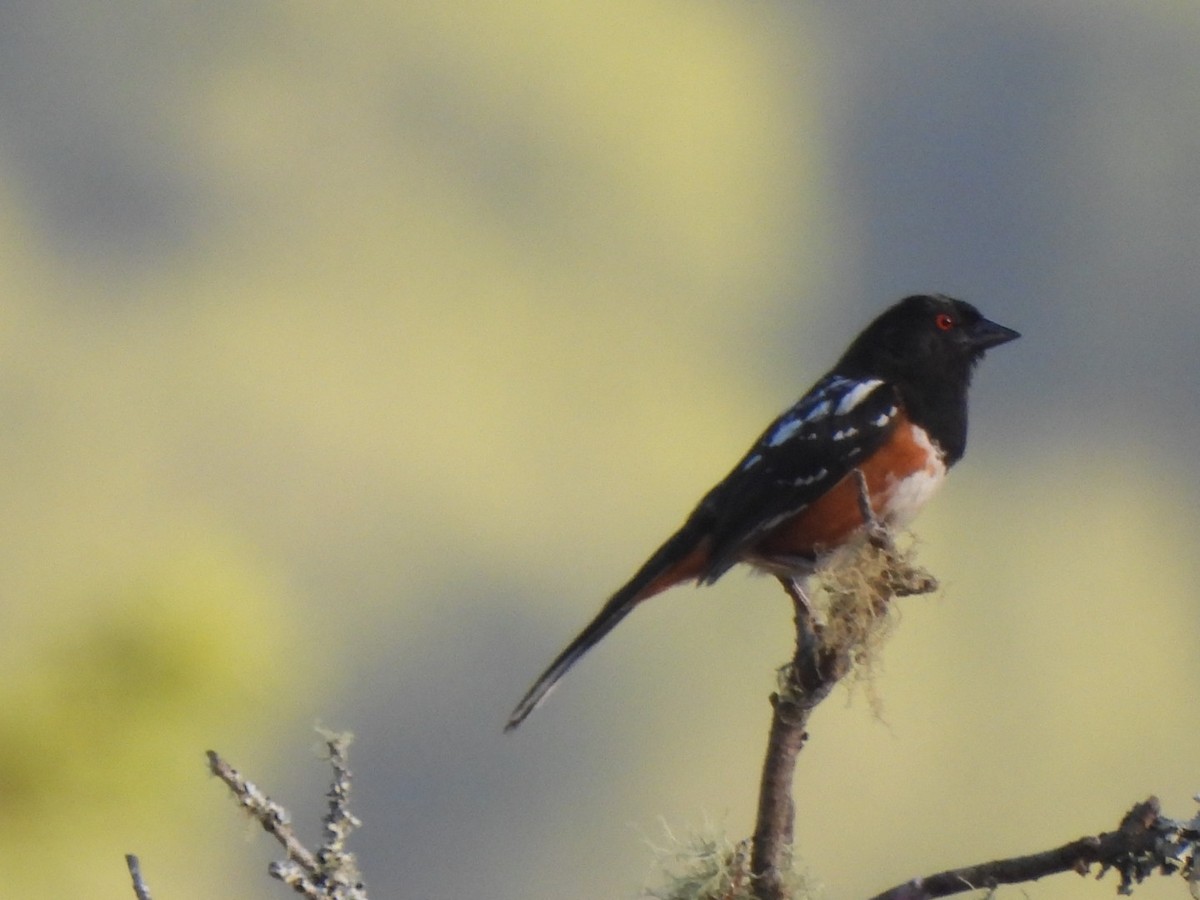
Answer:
[505,294,1019,731]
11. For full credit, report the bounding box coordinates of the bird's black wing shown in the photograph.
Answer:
[692,373,903,581]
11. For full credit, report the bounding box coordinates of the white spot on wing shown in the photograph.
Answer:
[834,379,884,415]
[832,427,858,441]
[766,418,803,447]
[761,507,803,531]
[803,399,832,423]
[792,467,827,487]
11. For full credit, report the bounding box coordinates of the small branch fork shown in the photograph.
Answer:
[206,732,367,900]
[870,796,1200,900]
[750,469,936,900]
[125,735,366,899]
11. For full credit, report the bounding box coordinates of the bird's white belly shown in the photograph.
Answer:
[879,426,947,528]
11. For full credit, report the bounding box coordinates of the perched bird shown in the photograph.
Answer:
[505,294,1018,731]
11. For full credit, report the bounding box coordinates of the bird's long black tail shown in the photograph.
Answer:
[504,520,710,731]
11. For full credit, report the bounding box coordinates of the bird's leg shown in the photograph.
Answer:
[852,467,891,550]
[776,574,816,623]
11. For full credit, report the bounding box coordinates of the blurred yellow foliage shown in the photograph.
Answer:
[0,539,302,894]
[0,2,819,896]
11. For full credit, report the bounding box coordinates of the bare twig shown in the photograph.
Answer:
[870,796,1200,900]
[125,854,153,900]
[207,731,368,899]
[206,749,323,889]
[316,728,364,888]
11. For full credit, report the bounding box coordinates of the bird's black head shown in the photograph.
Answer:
[835,294,1019,384]
[834,294,1019,464]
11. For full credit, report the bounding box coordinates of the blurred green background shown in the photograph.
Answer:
[1,2,1199,898]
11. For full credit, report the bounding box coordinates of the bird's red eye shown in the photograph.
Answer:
[935,312,955,331]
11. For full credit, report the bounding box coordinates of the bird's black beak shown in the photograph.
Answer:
[967,317,1020,351]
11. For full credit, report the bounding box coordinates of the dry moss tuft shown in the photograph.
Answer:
[643,821,820,900]
[810,533,938,715]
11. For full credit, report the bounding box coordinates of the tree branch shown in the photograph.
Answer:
[870,796,1200,900]
[750,576,849,900]
[750,471,937,900]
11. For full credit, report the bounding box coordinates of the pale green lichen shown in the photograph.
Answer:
[811,532,938,717]
[643,820,821,900]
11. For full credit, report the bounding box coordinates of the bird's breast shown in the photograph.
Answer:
[876,422,947,529]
